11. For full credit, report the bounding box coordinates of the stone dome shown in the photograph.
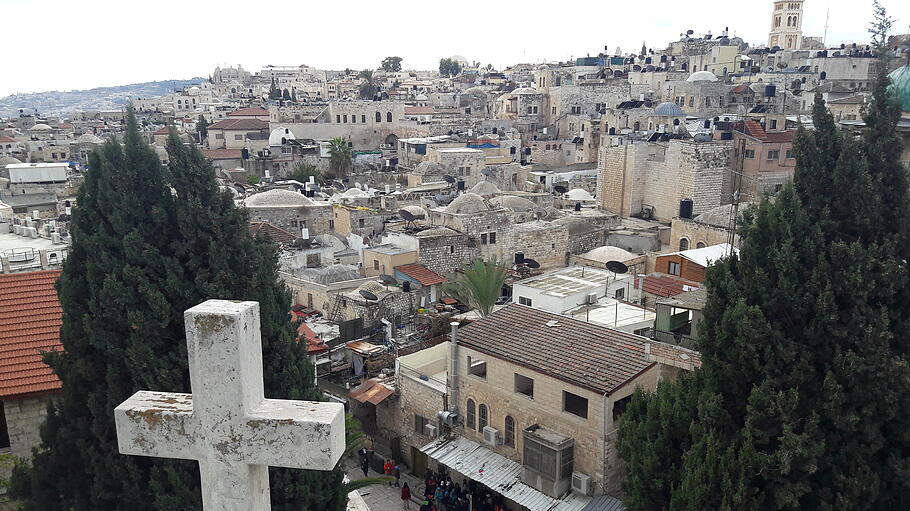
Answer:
[553,216,597,235]
[565,188,594,201]
[353,280,390,299]
[76,133,103,144]
[446,192,492,214]
[0,156,22,167]
[341,187,371,198]
[491,195,537,212]
[888,65,910,112]
[269,127,296,146]
[29,123,53,131]
[416,226,458,238]
[412,161,445,176]
[244,189,315,208]
[469,180,501,197]
[298,264,361,285]
[687,71,718,82]
[653,101,685,117]
[581,245,635,263]
[400,205,427,219]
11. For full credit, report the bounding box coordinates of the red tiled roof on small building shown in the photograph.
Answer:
[208,118,269,130]
[227,107,269,118]
[0,270,63,399]
[635,273,701,298]
[250,221,297,245]
[395,263,447,286]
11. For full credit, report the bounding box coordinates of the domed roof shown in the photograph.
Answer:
[76,133,104,144]
[693,202,756,226]
[469,180,501,197]
[244,189,315,208]
[491,195,537,212]
[888,65,910,112]
[553,216,597,235]
[341,187,371,198]
[416,226,459,237]
[511,87,542,95]
[512,220,559,232]
[0,156,22,166]
[653,101,685,117]
[269,127,296,146]
[401,205,427,219]
[566,188,594,201]
[297,264,361,285]
[353,280,390,299]
[687,71,719,82]
[581,246,635,263]
[446,193,492,214]
[412,161,445,176]
[29,123,53,131]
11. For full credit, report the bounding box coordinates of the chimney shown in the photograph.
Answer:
[449,321,460,414]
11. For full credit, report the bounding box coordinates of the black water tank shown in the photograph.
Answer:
[765,85,777,97]
[514,252,525,265]
[457,180,465,191]
[402,281,411,292]
[679,199,694,219]
[241,148,249,159]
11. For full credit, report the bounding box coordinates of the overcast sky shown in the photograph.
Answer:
[2,0,909,97]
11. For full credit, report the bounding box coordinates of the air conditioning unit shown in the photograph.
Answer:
[482,426,502,446]
[585,292,598,304]
[571,471,591,495]
[424,424,438,438]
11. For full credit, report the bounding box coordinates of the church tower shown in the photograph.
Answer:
[768,1,804,50]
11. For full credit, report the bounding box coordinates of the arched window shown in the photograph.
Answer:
[504,416,515,447]
[633,121,640,131]
[466,399,476,429]
[679,238,689,251]
[386,111,392,123]
[696,242,707,248]
[375,111,382,122]
[478,404,488,430]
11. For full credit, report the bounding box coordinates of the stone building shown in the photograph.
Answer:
[730,120,795,201]
[414,227,478,275]
[280,264,374,312]
[502,220,569,269]
[768,0,804,50]
[669,203,754,251]
[0,270,62,461]
[206,118,270,150]
[243,189,333,236]
[596,138,732,222]
[428,193,510,262]
[385,305,700,504]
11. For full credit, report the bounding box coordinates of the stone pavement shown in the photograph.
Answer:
[345,458,425,510]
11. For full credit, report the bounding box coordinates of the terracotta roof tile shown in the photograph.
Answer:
[227,107,269,117]
[208,118,269,130]
[249,221,296,244]
[635,273,701,298]
[395,263,447,286]
[457,304,682,395]
[0,270,63,399]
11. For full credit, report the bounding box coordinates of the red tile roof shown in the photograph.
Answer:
[227,107,270,117]
[201,148,243,160]
[457,304,676,395]
[0,136,19,143]
[635,273,701,298]
[0,270,63,399]
[395,263,447,286]
[250,221,296,244]
[208,118,269,130]
[153,126,171,135]
[742,119,766,138]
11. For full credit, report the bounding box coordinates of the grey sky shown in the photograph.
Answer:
[2,0,908,97]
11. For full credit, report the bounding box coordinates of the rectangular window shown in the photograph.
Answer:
[362,115,366,123]
[358,218,365,228]
[414,414,429,435]
[769,119,778,130]
[767,150,780,160]
[668,261,680,276]
[468,356,487,379]
[0,402,10,449]
[234,134,243,141]
[215,133,224,140]
[744,149,755,159]
[571,106,581,114]
[514,373,534,398]
[373,260,380,270]
[563,391,588,419]
[785,149,794,159]
[336,115,341,123]
[551,106,556,114]
[489,232,496,244]
[612,395,632,421]
[688,96,694,107]
[614,288,625,299]
[343,114,348,123]
[518,296,532,306]
[481,233,488,245]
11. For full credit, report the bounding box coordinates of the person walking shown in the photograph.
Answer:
[401,482,412,509]
[393,462,402,487]
[360,456,369,478]
[384,459,394,485]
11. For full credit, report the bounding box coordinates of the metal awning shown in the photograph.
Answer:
[347,378,394,405]
[420,436,617,511]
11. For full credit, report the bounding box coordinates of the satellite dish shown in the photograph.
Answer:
[359,290,379,301]
[553,185,568,194]
[523,258,541,269]
[443,175,456,184]
[481,168,495,177]
[399,209,416,222]
[379,274,397,286]
[606,261,629,274]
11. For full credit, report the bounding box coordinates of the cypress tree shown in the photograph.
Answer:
[618,68,910,510]
[10,113,346,510]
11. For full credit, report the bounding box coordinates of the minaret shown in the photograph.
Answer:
[768,0,804,50]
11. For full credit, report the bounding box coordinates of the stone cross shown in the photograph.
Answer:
[114,300,344,510]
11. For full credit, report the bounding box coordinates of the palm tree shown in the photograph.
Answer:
[358,69,378,99]
[328,137,353,178]
[444,259,508,316]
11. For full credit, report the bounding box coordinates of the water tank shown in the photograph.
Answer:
[402,281,411,292]
[514,252,525,265]
[765,85,777,97]
[679,199,694,219]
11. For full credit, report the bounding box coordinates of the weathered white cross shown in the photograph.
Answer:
[114,300,345,510]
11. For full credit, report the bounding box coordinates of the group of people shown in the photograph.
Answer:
[406,469,505,511]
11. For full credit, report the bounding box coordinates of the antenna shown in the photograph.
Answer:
[822,9,830,46]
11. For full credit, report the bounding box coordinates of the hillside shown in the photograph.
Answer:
[0,78,206,118]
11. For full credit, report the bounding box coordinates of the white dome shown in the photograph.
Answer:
[341,188,371,198]
[77,133,104,144]
[29,123,53,131]
[687,71,719,82]
[566,188,594,201]
[490,195,537,212]
[446,193,492,214]
[269,127,296,146]
[244,189,315,208]
[581,246,635,264]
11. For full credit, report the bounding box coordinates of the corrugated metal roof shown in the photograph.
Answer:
[420,436,602,511]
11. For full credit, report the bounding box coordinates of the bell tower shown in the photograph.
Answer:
[768,1,804,50]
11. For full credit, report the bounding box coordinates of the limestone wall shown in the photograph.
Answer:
[2,395,54,458]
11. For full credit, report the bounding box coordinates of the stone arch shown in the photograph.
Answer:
[384,133,398,147]
[375,111,382,122]
[679,237,690,251]
[386,111,392,123]
[696,241,707,248]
